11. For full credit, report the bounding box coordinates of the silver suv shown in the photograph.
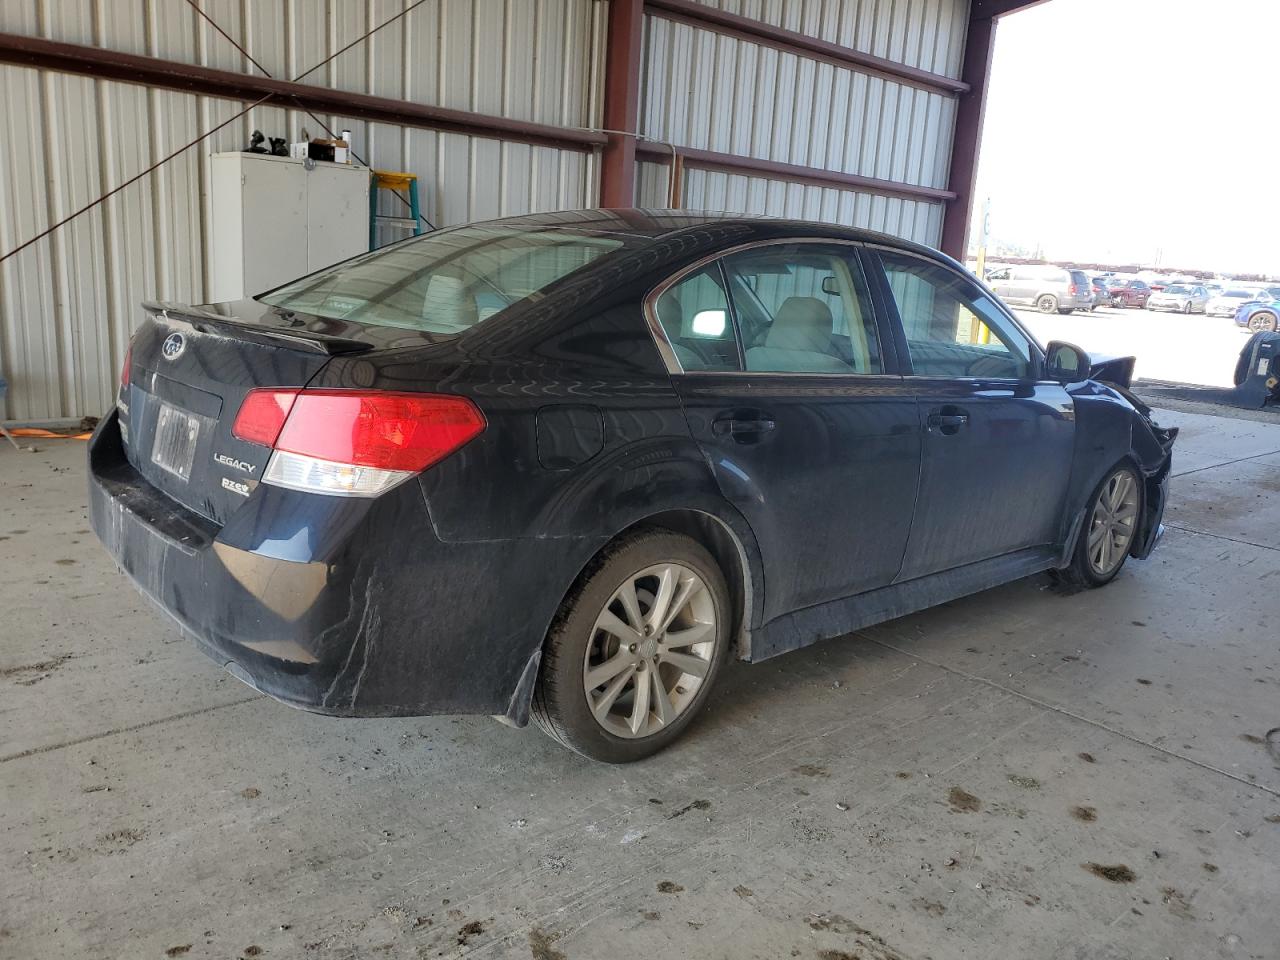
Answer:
[985,265,1095,314]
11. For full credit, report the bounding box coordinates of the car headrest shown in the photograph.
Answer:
[766,297,835,352]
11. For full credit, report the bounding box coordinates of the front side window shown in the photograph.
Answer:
[653,266,740,372]
[260,225,623,334]
[721,244,883,374]
[879,250,1033,380]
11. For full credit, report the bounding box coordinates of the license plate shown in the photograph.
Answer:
[151,403,201,481]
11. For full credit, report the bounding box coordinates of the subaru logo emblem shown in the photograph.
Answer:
[161,333,186,360]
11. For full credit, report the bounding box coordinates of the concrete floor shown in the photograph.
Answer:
[2,405,1278,960]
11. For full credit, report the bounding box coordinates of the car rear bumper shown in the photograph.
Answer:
[88,409,573,720]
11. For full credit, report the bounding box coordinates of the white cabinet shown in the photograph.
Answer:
[209,153,369,302]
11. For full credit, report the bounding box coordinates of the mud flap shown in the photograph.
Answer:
[498,647,542,728]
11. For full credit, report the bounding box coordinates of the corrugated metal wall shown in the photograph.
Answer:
[667,167,945,245]
[639,0,964,244]
[0,0,966,420]
[0,0,603,420]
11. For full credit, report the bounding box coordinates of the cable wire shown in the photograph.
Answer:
[1,0,439,266]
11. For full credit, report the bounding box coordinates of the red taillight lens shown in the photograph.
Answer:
[121,344,132,389]
[1069,284,1078,295]
[233,388,301,446]
[274,391,486,472]
[234,388,485,473]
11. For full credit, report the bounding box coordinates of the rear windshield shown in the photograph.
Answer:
[259,225,624,334]
[1223,290,1252,298]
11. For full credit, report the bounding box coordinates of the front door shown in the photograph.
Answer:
[652,242,920,621]
[869,249,1076,580]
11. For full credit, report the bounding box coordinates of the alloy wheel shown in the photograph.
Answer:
[1249,311,1278,333]
[582,563,718,739]
[1087,469,1140,577]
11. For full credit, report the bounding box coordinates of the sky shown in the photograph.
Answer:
[973,0,1280,274]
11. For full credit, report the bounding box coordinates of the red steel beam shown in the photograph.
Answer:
[600,0,646,206]
[940,1,1050,259]
[0,32,606,153]
[645,0,968,96]
[939,5,1016,260]
[970,0,1053,18]
[635,142,955,203]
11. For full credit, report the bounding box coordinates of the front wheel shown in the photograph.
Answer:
[1183,301,1192,314]
[532,530,731,762]
[1056,464,1143,588]
[1248,310,1279,333]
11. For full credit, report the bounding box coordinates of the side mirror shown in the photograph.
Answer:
[1044,340,1090,383]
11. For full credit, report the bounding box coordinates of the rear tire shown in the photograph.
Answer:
[1055,464,1143,589]
[531,530,731,763]
[1037,294,1059,313]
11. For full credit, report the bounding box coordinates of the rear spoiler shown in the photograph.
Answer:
[143,301,373,355]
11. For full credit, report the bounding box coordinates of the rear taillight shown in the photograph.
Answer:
[232,388,301,446]
[233,389,485,498]
[120,343,132,390]
[1069,284,1078,295]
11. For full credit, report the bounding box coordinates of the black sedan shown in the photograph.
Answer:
[89,211,1177,762]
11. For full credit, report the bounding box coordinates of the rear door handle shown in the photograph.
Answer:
[712,415,776,439]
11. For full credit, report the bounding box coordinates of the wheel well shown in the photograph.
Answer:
[607,510,754,660]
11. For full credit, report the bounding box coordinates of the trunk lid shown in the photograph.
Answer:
[120,301,374,524]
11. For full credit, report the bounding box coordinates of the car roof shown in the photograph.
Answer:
[474,208,959,267]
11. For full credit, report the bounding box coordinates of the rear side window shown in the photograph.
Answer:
[653,266,740,372]
[259,225,623,334]
[879,251,1032,380]
[721,244,882,374]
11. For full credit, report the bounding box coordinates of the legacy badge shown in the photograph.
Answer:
[214,453,257,474]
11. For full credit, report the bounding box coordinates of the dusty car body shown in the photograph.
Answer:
[89,211,1177,761]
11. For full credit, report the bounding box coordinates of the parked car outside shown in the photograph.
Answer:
[1090,276,1109,309]
[87,211,1177,762]
[1146,284,1210,314]
[1105,278,1152,308]
[1234,296,1280,332]
[985,264,1094,314]
[1206,289,1262,317]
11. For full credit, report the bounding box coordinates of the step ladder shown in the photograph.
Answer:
[369,170,424,250]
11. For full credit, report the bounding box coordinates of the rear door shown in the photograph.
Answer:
[654,241,921,621]
[867,248,1076,580]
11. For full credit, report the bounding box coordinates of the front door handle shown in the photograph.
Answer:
[926,406,969,435]
[712,414,776,441]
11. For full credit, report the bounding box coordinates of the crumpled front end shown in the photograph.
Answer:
[1117,386,1178,560]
